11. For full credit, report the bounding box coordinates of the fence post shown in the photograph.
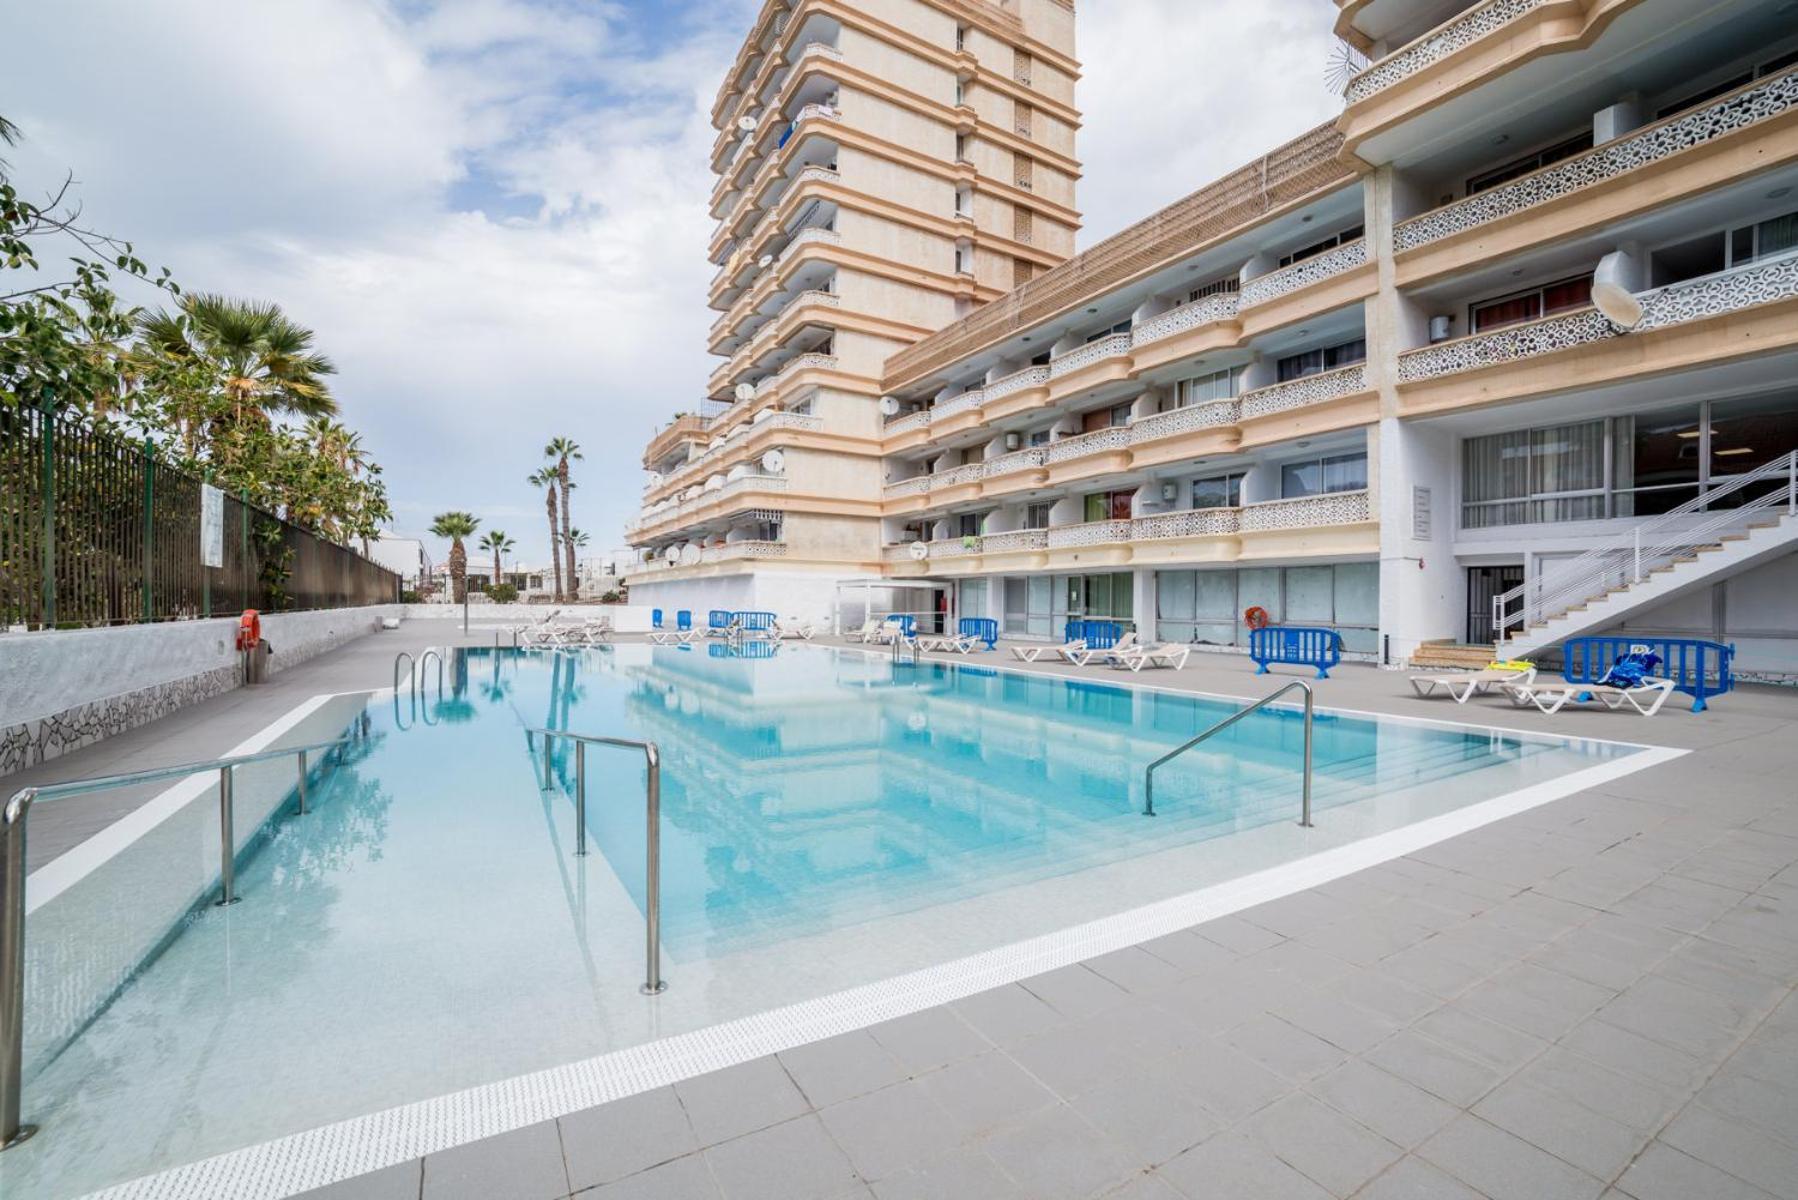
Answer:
[240,490,250,611]
[37,393,55,630]
[142,439,155,623]
[202,470,212,620]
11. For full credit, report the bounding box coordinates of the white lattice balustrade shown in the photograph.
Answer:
[1240,364,1368,419]
[1238,490,1372,531]
[1396,70,1798,254]
[1634,254,1798,331]
[985,366,1051,401]
[935,463,985,488]
[932,389,986,420]
[1129,401,1238,443]
[1046,427,1130,464]
[1134,508,1241,540]
[1398,309,1616,382]
[1048,332,1133,378]
[883,475,932,499]
[884,410,931,436]
[1047,519,1133,548]
[982,448,1048,478]
[1343,0,1546,104]
[1240,240,1367,306]
[1132,293,1240,346]
[980,530,1049,554]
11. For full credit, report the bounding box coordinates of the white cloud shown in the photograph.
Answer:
[5,0,1343,565]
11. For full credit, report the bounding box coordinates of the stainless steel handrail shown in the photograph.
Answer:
[393,650,414,694]
[418,649,445,698]
[528,728,667,997]
[1,734,359,1151]
[1142,681,1315,822]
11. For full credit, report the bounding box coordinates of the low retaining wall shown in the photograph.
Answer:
[0,605,400,776]
[399,603,655,633]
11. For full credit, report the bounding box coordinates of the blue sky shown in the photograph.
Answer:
[7,0,1337,570]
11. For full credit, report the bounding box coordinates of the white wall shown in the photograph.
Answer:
[1379,418,1461,661]
[398,603,655,633]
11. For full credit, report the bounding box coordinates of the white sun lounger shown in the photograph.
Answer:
[1011,639,1080,663]
[775,618,815,640]
[1503,678,1675,716]
[1409,666,1536,703]
[916,632,979,654]
[1065,632,1138,667]
[1109,643,1190,672]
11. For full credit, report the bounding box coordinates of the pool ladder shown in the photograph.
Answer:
[392,649,445,698]
[1,732,370,1151]
[1142,680,1315,824]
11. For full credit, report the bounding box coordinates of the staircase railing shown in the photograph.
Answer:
[1142,681,1313,821]
[1493,450,1798,641]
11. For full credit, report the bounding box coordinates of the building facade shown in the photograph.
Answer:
[630,0,1798,677]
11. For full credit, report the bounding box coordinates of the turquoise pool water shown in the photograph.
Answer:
[7,643,1639,1198]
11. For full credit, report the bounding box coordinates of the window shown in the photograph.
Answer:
[1650,210,1798,288]
[1080,403,1133,432]
[1278,225,1363,268]
[1023,502,1053,529]
[1083,490,1134,522]
[1281,452,1368,498]
[955,133,971,163]
[1176,367,1241,407]
[1462,421,1607,528]
[1026,428,1051,447]
[956,513,982,537]
[1014,154,1033,190]
[954,80,966,106]
[1277,338,1366,382]
[1083,320,1131,343]
[1187,276,1239,304]
[1014,206,1033,244]
[1015,102,1033,139]
[1155,563,1378,651]
[954,184,972,217]
[955,243,974,274]
[1469,274,1593,333]
[1014,49,1033,86]
[1466,132,1592,194]
[1191,474,1243,510]
[954,24,967,52]
[1656,50,1798,119]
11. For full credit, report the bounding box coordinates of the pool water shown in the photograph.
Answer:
[7,643,1641,1198]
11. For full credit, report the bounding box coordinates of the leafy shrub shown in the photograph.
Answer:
[488,583,519,604]
[400,589,422,604]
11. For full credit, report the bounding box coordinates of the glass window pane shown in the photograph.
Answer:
[1709,393,1798,490]
[1112,572,1133,621]
[1615,403,1702,516]
[1083,494,1106,523]
[1334,563,1379,627]
[1028,575,1052,615]
[1285,566,1334,623]
[1282,460,1322,498]
[1088,574,1111,616]
[1157,570,1196,621]
[1323,453,1368,493]
[1758,213,1798,259]
[1238,568,1281,638]
[1194,570,1236,619]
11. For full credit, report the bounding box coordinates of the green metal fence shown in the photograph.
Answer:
[0,405,399,630]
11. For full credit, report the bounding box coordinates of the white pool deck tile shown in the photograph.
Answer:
[15,628,1798,1200]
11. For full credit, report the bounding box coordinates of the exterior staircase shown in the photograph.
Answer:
[1496,451,1798,661]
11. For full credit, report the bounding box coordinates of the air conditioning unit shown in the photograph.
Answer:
[1428,315,1453,344]
[1004,431,1021,451]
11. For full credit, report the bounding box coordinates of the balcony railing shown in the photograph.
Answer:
[1241,240,1368,306]
[651,413,822,497]
[885,410,931,436]
[1395,68,1798,255]
[1237,489,1372,531]
[982,447,1048,478]
[980,529,1050,554]
[1399,251,1798,382]
[932,389,985,421]
[1239,363,1368,419]
[984,365,1052,401]
[754,352,837,398]
[704,540,789,563]
[883,475,933,499]
[1132,292,1241,346]
[1048,331,1134,378]
[1128,400,1239,443]
[1044,425,1130,463]
[1047,519,1133,548]
[1134,508,1242,539]
[1343,0,1547,105]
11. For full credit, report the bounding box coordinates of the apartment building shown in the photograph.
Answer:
[627,0,1080,615]
[631,0,1798,676]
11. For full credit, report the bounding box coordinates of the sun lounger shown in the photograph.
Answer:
[1109,643,1190,672]
[1065,632,1138,667]
[916,632,979,654]
[1503,678,1675,716]
[1409,666,1536,703]
[775,618,816,640]
[1011,638,1080,663]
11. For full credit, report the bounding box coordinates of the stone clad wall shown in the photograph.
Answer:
[0,606,399,777]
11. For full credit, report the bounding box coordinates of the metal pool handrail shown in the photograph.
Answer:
[527,728,667,997]
[1,734,359,1151]
[1142,681,1314,822]
[393,649,445,698]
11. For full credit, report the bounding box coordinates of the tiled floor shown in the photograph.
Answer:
[25,631,1798,1199]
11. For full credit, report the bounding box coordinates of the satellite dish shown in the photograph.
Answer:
[679,544,702,566]
[737,115,759,133]
[879,395,901,416]
[1592,250,1644,330]
[758,254,775,269]
[734,382,756,402]
[663,546,680,563]
[762,449,786,474]
[648,471,663,484]
[909,541,930,561]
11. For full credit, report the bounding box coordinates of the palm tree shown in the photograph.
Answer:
[546,437,582,598]
[137,293,337,462]
[478,530,514,595]
[527,468,562,601]
[429,511,480,603]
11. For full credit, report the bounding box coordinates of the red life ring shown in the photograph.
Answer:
[235,609,263,651]
[1243,606,1271,631]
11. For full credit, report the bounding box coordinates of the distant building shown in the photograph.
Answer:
[370,535,432,586]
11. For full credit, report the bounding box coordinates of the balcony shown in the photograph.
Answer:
[981,447,1049,481]
[1396,251,1798,401]
[646,412,823,503]
[1393,67,1798,279]
[1238,489,1372,532]
[1131,293,1241,346]
[1237,364,1375,442]
[1048,332,1134,380]
[1342,0,1548,106]
[627,474,790,539]
[1240,239,1369,307]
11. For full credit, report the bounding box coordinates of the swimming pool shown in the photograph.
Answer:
[7,643,1658,1198]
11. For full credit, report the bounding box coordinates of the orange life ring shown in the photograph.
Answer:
[1243,606,1271,631]
[236,609,262,651]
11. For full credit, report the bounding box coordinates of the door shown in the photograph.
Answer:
[1467,565,1524,645]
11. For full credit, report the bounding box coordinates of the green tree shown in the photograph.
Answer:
[429,511,480,603]
[528,466,562,601]
[479,529,514,594]
[545,437,581,597]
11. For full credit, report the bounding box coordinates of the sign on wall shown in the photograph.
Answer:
[201,484,225,568]
[1412,486,1433,541]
